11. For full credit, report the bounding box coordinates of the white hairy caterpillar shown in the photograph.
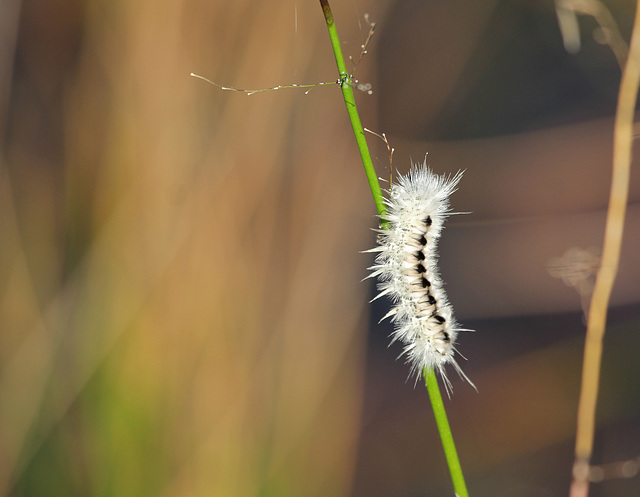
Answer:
[366,163,474,391]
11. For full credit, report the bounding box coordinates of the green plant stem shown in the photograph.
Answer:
[318,0,385,218]
[425,368,469,497]
[318,1,469,495]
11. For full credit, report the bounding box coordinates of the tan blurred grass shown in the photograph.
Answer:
[5,2,639,496]
[0,1,378,495]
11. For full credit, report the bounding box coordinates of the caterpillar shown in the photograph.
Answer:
[366,162,474,392]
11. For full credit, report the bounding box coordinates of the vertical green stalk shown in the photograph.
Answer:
[425,368,469,497]
[319,0,385,218]
[318,1,469,495]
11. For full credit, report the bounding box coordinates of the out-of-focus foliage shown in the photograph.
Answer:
[0,1,373,496]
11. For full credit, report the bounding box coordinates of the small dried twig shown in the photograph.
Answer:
[189,72,338,95]
[364,128,395,180]
[191,14,376,97]
[349,13,376,73]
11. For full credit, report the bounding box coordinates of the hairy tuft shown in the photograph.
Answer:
[366,162,474,393]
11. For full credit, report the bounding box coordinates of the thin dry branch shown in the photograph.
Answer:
[569,1,640,496]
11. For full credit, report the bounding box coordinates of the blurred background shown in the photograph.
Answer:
[0,0,639,496]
